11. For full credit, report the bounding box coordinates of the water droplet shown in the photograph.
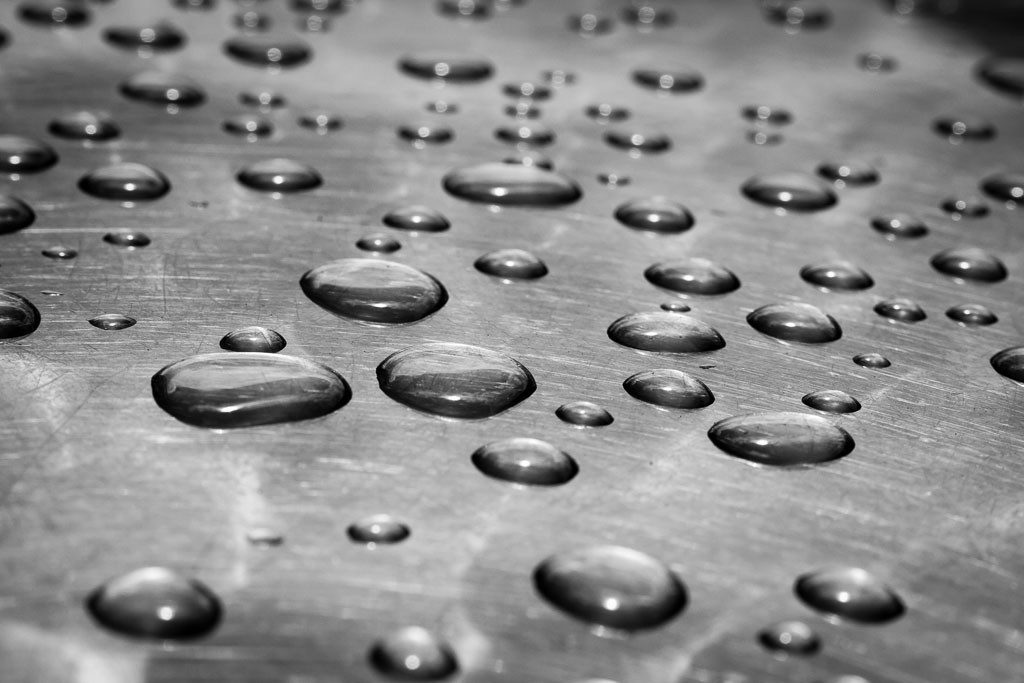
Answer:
[568,13,614,36]
[614,197,694,233]
[120,71,206,108]
[940,197,988,219]
[976,56,1024,98]
[291,0,345,13]
[991,347,1024,382]
[42,245,76,259]
[173,0,216,9]
[383,206,450,232]
[246,527,284,547]
[870,213,928,239]
[152,352,351,428]
[376,342,535,419]
[442,162,582,206]
[19,0,90,27]
[0,195,35,233]
[800,262,873,291]
[608,311,726,353]
[794,567,905,623]
[645,258,739,295]
[747,129,783,146]
[103,230,151,248]
[660,302,690,312]
[802,389,861,414]
[741,173,837,211]
[475,249,548,280]
[369,627,458,681]
[219,326,287,353]
[40,290,61,297]
[762,0,831,29]
[857,52,897,73]
[632,68,703,93]
[300,258,447,324]
[874,298,926,323]
[933,116,995,142]
[438,0,491,18]
[541,69,575,86]
[103,22,186,51]
[426,100,458,115]
[708,412,854,466]
[0,135,57,174]
[347,514,411,545]
[622,3,675,27]
[817,161,879,187]
[471,437,578,486]
[556,401,613,427]
[930,247,1007,282]
[604,128,672,153]
[747,303,842,343]
[853,352,890,368]
[585,103,630,123]
[86,567,221,639]
[533,545,687,631]
[741,105,793,125]
[89,313,137,330]
[240,89,286,109]
[399,123,454,145]
[623,369,714,409]
[237,158,322,192]
[980,171,1024,205]
[356,233,402,253]
[503,152,553,169]
[494,124,555,147]
[48,111,120,141]
[0,290,41,339]
[78,163,170,201]
[945,303,997,326]
[398,53,493,83]
[235,10,271,31]
[223,114,274,139]
[757,620,821,655]
[503,81,550,100]
[298,111,343,132]
[597,172,631,187]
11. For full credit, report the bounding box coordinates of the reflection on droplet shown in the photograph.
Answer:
[240,89,286,109]
[533,545,687,630]
[817,161,879,187]
[622,3,675,27]
[399,123,454,145]
[0,135,58,174]
[975,56,1024,98]
[475,249,548,280]
[0,195,35,233]
[237,158,322,192]
[614,197,694,234]
[383,206,450,232]
[758,620,821,655]
[0,290,41,340]
[78,163,170,201]
[89,313,137,331]
[219,326,287,353]
[990,347,1024,383]
[556,401,613,427]
[632,68,703,93]
[223,114,274,139]
[608,311,725,353]
[604,128,671,153]
[494,124,555,147]
[802,389,861,414]
[940,197,988,219]
[19,0,90,26]
[741,173,837,211]
[472,437,578,486]
[376,343,535,419]
[348,514,410,545]
[151,352,351,428]
[762,0,831,29]
[980,171,1024,205]
[598,172,631,187]
[356,233,402,253]
[874,298,926,323]
[300,259,447,324]
[568,13,614,36]
[42,245,76,260]
[103,22,186,51]
[747,303,842,343]
[438,0,491,18]
[369,627,458,681]
[645,258,739,295]
[246,527,284,547]
[946,303,997,326]
[442,163,582,206]
[794,567,905,623]
[623,369,714,409]
[103,230,151,248]
[398,53,494,82]
[741,105,793,125]
[708,412,854,466]
[853,352,890,368]
[298,111,343,132]
[930,247,1007,282]
[870,213,928,239]
[48,111,120,141]
[224,34,311,67]
[120,71,206,107]
[585,103,630,123]
[857,52,897,73]
[933,116,995,142]
[800,262,873,291]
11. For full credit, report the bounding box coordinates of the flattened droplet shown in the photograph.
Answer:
[442,163,582,206]
[472,437,578,486]
[103,22,186,51]
[748,303,841,343]
[758,620,821,655]
[494,124,554,147]
[556,401,613,427]
[103,230,150,248]
[383,206,450,232]
[19,0,90,27]
[237,158,322,192]
[88,313,136,330]
[42,245,76,259]
[817,161,879,187]
[586,103,630,123]
[533,545,687,631]
[224,34,311,67]
[223,114,274,139]
[219,326,287,353]
[48,111,120,141]
[151,353,351,428]
[946,303,997,326]
[800,262,873,291]
[874,298,926,323]
[369,627,458,680]
[376,342,536,419]
[120,71,206,107]
[298,111,343,132]
[0,135,57,174]
[300,258,447,324]
[347,515,411,545]
[645,258,739,295]
[475,249,548,280]
[356,233,401,253]
[78,163,170,201]
[794,567,905,623]
[991,347,1024,383]
[604,128,671,153]
[870,213,928,239]
[741,173,837,211]
[623,369,714,409]
[0,290,41,339]
[853,352,890,368]
[0,195,35,233]
[741,104,792,125]
[941,197,988,219]
[976,56,1024,98]
[930,247,1007,282]
[609,312,725,353]
[708,412,854,466]
[398,53,493,83]
[632,67,703,93]
[980,171,1024,205]
[933,116,995,142]
[802,389,860,414]
[614,197,694,233]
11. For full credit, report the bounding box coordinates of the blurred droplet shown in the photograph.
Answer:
[794,567,905,623]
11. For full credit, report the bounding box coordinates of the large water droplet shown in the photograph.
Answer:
[151,353,351,428]
[874,298,926,323]
[89,313,136,330]
[383,206,450,232]
[853,352,890,368]
[800,262,873,291]
[991,347,1024,383]
[802,389,860,414]
[604,128,672,153]
[0,195,35,233]
[817,161,879,187]
[0,135,57,174]
[794,567,905,623]
[475,249,548,280]
[976,56,1024,98]
[471,437,578,486]
[103,230,151,248]
[632,68,703,93]
[398,53,493,82]
[608,311,726,353]
[347,514,411,545]
[78,163,170,201]
[946,303,997,326]
[300,258,447,324]
[533,546,687,631]
[103,22,186,51]
[933,116,995,142]
[644,258,738,295]
[708,412,854,466]
[0,290,41,339]
[741,173,837,211]
[369,627,458,681]
[224,34,311,67]
[614,197,694,233]
[623,369,714,409]
[870,213,928,239]
[86,567,221,639]
[758,620,821,655]
[219,326,286,353]
[442,162,582,206]
[120,71,206,107]
[979,171,1024,205]
[747,303,842,343]
[48,111,120,141]
[19,0,90,26]
[556,401,613,427]
[930,247,1007,282]
[376,343,535,419]
[237,158,322,192]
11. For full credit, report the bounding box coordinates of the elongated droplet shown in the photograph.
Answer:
[622,4,675,27]
[802,389,860,414]
[858,52,897,73]
[240,89,286,109]
[356,233,401,253]
[586,103,630,123]
[941,197,988,218]
[933,116,994,142]
[86,567,221,639]
[369,627,458,680]
[975,56,1024,98]
[103,230,150,247]
[870,213,928,239]
[818,161,879,187]
[223,114,274,139]
[42,245,76,259]
[475,249,547,280]
[0,290,41,339]
[398,53,493,82]
[556,401,613,427]
[853,352,890,368]
[0,135,57,174]
[800,262,873,291]
[376,343,535,419]
[794,567,905,623]
[991,347,1024,383]
[0,195,35,233]
[709,412,854,466]
[533,546,687,631]
[503,81,550,100]
[120,71,206,107]
[399,123,454,145]
[758,620,821,655]
[301,258,447,324]
[49,111,120,141]
[472,437,578,486]
[103,22,186,51]
[19,0,90,26]
[89,313,136,330]
[494,124,554,147]
[979,171,1024,205]
[930,247,1007,282]
[946,303,997,326]
[632,68,703,93]
[623,369,714,409]
[742,104,793,125]
[224,34,311,67]
[347,515,410,545]
[442,163,582,206]
[219,326,286,352]
[747,303,841,343]
[151,353,351,428]
[762,0,831,29]
[645,258,739,295]
[608,311,725,353]
[78,163,170,201]
[874,298,926,323]
[614,197,694,233]
[604,128,671,153]
[298,111,343,132]
[741,173,836,211]
[237,158,322,192]
[383,206,450,232]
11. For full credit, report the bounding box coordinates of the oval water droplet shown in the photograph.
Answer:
[152,353,351,428]
[622,3,675,27]
[614,197,694,234]
[623,369,714,409]
[291,0,345,13]
[442,162,582,206]
[747,129,783,146]
[78,162,170,201]
[120,71,206,107]
[237,158,322,192]
[505,101,542,119]
[874,298,926,323]
[235,10,271,31]
[42,245,76,260]
[471,437,578,486]
[0,290,41,340]
[223,114,274,139]
[224,34,311,67]
[568,13,614,36]
[556,401,613,427]
[48,111,120,141]
[503,152,553,169]
[980,171,1024,205]
[356,233,402,253]
[376,342,535,419]
[976,56,1024,98]
[103,230,151,248]
[853,352,890,368]
[817,161,879,187]
[240,89,286,109]
[398,123,454,145]
[369,627,458,681]
[246,527,284,547]
[660,302,690,312]
[747,303,842,343]
[604,128,672,153]
[933,116,995,142]
[427,100,458,115]
[383,206,450,232]
[298,111,342,132]
[708,412,854,466]
[800,262,873,291]
[802,389,860,414]
[608,311,725,353]
[19,0,90,26]
[494,124,554,147]
[930,247,1007,282]
[0,195,35,233]
[991,347,1024,383]
[475,249,548,280]
[762,0,831,29]
[632,67,703,93]
[503,81,550,100]
[0,135,57,174]
[300,258,447,324]
[598,172,631,187]
[219,326,287,353]
[870,213,928,239]
[857,52,897,73]
[347,514,410,545]
[533,545,687,631]
[398,53,493,83]
[89,313,137,330]
[585,103,630,123]
[741,105,793,125]
[945,303,997,326]
[794,567,905,623]
[940,197,988,219]
[645,258,739,295]
[438,0,491,18]
[103,22,186,51]
[741,172,837,211]
[86,567,221,639]
[758,620,821,655]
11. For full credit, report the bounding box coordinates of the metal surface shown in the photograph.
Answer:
[0,1,1022,682]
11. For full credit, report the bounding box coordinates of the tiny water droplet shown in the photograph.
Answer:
[173,0,215,10]
[426,100,458,115]
[747,129,783,146]
[945,303,997,326]
[442,162,582,206]
[438,0,491,18]
[541,69,575,86]
[533,545,687,630]
[398,53,494,83]
[475,249,548,280]
[348,514,411,545]
[874,298,926,323]
[800,262,873,291]
[857,52,897,73]
[747,303,842,343]
[758,620,821,655]
[503,81,550,100]
[42,245,76,259]
[817,161,879,187]
[604,128,672,153]
[660,302,690,312]
[298,111,343,132]
[369,627,458,681]
[383,206,450,232]
[494,124,554,147]
[103,230,151,248]
[356,233,402,253]
[291,0,345,13]
[120,71,206,107]
[103,22,186,51]
[0,290,41,339]
[933,116,995,142]
[930,247,1007,282]
[853,352,890,368]
[979,171,1024,205]
[235,10,271,31]
[975,56,1024,98]
[623,369,714,409]
[78,163,170,201]
[471,437,578,486]
[556,401,613,427]
[741,105,793,125]
[223,114,274,139]
[240,89,286,109]
[219,326,287,353]
[990,347,1024,383]
[632,68,703,93]
[585,103,630,123]
[762,0,831,29]
[237,158,322,192]
[622,3,675,27]
[48,111,120,141]
[0,135,57,174]
[89,313,137,330]
[399,123,454,145]
[741,173,837,211]
[870,213,928,239]
[794,567,905,623]
[598,172,631,186]
[40,290,61,297]
[802,389,861,414]
[503,152,553,169]
[645,258,739,295]
[246,527,284,547]
[614,197,694,233]
[0,195,35,233]
[19,0,90,27]
[568,13,614,36]
[940,197,988,219]
[708,412,854,466]
[608,311,726,353]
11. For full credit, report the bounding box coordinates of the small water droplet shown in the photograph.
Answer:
[427,100,458,115]
[173,0,216,10]
[120,71,206,107]
[794,567,905,623]
[442,162,582,206]
[291,0,345,13]
[103,230,151,248]
[219,326,287,353]
[762,0,832,29]
[0,135,57,174]
[152,352,351,428]
[870,213,928,239]
[660,302,690,312]
[874,297,926,323]
[585,103,630,123]
[348,514,411,545]
[237,158,322,192]
[471,437,578,486]
[568,13,614,36]
[240,89,286,109]
[979,171,1024,205]
[708,412,854,466]
[503,152,553,169]
[298,111,343,132]
[853,352,890,368]
[89,313,137,330]
[747,303,842,343]
[541,69,575,86]
[223,113,274,139]
[398,53,494,83]
[930,247,1007,282]
[42,245,76,259]
[857,52,897,73]
[398,123,454,145]
[802,389,861,414]
[933,116,995,142]
[300,258,447,324]
[741,173,837,211]
[645,258,739,295]
[622,3,675,27]
[747,129,783,146]
[614,197,694,233]
[438,0,491,18]
[533,545,687,630]
[103,22,186,51]
[19,0,90,26]
[817,161,879,187]
[494,124,555,147]
[604,128,672,153]
[945,303,997,326]
[86,567,221,639]
[40,290,61,297]
[369,627,458,681]
[376,342,535,419]
[0,195,35,233]
[48,111,120,141]
[235,10,271,30]
[598,172,631,187]
[356,233,402,253]
[632,68,703,93]
[608,311,726,353]
[940,197,988,219]
[757,620,821,655]
[800,262,873,291]
[503,81,550,100]
[623,369,714,409]
[975,56,1024,98]
[78,162,170,201]
[383,206,450,232]
[0,290,41,340]
[475,248,548,280]
[741,105,793,125]
[246,527,284,547]
[556,401,613,427]
[991,345,1024,383]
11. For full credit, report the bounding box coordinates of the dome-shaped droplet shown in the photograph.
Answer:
[300,258,447,324]
[632,67,703,93]
[608,311,726,353]
[976,56,1024,98]
[568,13,614,36]
[940,197,988,219]
[437,0,491,18]
[556,401,613,427]
[376,343,535,419]
[223,114,274,139]
[604,128,671,153]
[494,124,554,147]
[0,135,57,174]
[398,53,494,83]
[644,258,738,295]
[817,161,879,187]
[741,105,793,125]
[762,0,831,29]
[103,22,186,51]
[660,302,691,312]
[471,437,578,486]
[853,352,890,368]
[0,195,35,233]
[874,298,926,323]
[0,290,41,339]
[801,389,860,414]
[120,71,206,107]
[89,313,137,330]
[622,4,675,27]
[503,81,550,100]
[151,353,351,428]
[237,158,322,192]
[980,171,1024,205]
[382,206,450,232]
[623,369,714,409]
[933,116,995,142]
[219,326,286,353]
[946,303,997,326]
[298,111,343,132]
[533,546,687,631]
[78,163,171,201]
[870,213,928,239]
[475,248,548,280]
[708,412,854,466]
[747,303,841,343]
[347,515,410,545]
[799,262,873,291]
[42,245,76,259]
[991,347,1024,383]
[585,103,630,123]
[369,627,458,681]
[86,567,221,639]
[741,173,837,211]
[857,52,897,73]
[103,230,151,248]
[240,89,286,109]
[398,122,454,145]
[224,34,311,67]
[356,233,402,253]
[794,567,905,623]
[19,0,90,27]
[48,111,120,141]
[757,620,821,655]
[930,247,1007,282]
[442,162,582,206]
[614,197,694,234]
